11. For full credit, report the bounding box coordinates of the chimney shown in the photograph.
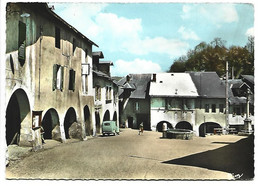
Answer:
[152,73,156,82]
[126,75,130,82]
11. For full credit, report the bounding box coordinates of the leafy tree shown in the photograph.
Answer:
[168,37,254,77]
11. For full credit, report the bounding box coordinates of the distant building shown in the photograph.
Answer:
[227,75,254,131]
[118,74,151,130]
[119,72,237,136]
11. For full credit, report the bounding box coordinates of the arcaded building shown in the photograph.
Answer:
[5,3,118,149]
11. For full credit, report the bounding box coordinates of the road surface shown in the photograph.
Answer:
[6,129,253,180]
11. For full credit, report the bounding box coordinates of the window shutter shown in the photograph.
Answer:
[18,21,26,64]
[69,69,76,91]
[60,66,64,91]
[72,70,76,91]
[53,64,57,91]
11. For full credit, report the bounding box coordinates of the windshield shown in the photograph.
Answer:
[104,123,110,126]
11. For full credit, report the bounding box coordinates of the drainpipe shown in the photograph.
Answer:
[38,26,43,100]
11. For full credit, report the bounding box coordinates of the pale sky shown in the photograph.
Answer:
[51,2,254,77]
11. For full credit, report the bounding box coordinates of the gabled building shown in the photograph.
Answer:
[92,52,119,135]
[119,72,228,136]
[118,74,151,130]
[149,73,199,132]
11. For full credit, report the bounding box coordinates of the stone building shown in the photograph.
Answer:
[5,3,118,148]
[117,74,151,130]
[92,51,119,135]
[119,72,228,136]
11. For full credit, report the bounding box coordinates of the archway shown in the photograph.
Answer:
[199,122,222,137]
[113,111,117,122]
[84,105,91,136]
[156,121,173,132]
[95,112,101,134]
[64,107,77,139]
[41,109,59,139]
[6,89,30,145]
[175,121,193,130]
[103,110,110,122]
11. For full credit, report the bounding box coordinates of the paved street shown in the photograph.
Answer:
[6,129,253,180]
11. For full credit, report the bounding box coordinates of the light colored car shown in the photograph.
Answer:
[102,121,119,136]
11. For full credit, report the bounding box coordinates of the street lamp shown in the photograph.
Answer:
[243,88,253,133]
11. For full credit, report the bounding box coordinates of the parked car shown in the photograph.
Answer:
[102,121,119,136]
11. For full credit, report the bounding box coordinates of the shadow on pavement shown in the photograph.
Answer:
[162,135,254,180]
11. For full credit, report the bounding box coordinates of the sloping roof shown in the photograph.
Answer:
[228,79,254,105]
[99,61,113,66]
[122,82,136,90]
[118,74,151,99]
[241,75,254,85]
[29,3,99,47]
[93,70,110,79]
[149,73,199,97]
[92,51,104,58]
[188,72,225,98]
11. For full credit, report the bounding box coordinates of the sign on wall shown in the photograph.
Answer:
[82,64,90,75]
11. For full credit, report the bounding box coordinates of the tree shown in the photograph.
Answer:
[168,37,254,77]
[169,55,187,72]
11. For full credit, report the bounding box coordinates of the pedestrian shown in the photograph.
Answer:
[138,123,144,135]
[40,126,45,144]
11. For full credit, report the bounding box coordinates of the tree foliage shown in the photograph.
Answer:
[169,37,254,77]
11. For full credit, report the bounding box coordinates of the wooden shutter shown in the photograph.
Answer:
[53,64,57,91]
[18,21,26,63]
[60,66,64,91]
[72,70,76,91]
[69,69,76,91]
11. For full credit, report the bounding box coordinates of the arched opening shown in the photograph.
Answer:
[95,112,101,134]
[113,111,117,122]
[41,109,59,139]
[156,121,173,132]
[84,105,91,136]
[6,89,30,146]
[199,122,222,137]
[175,121,193,130]
[64,107,77,139]
[103,110,110,122]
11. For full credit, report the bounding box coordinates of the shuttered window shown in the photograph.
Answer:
[69,69,76,91]
[18,21,26,64]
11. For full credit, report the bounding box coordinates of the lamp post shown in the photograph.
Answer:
[225,60,229,134]
[244,88,252,133]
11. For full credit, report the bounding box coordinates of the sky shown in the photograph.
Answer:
[50,2,254,77]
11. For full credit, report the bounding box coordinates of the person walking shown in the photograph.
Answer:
[138,123,144,135]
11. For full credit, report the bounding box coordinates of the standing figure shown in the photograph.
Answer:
[138,123,144,135]
[40,126,45,144]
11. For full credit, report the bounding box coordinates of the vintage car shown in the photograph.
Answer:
[102,121,119,136]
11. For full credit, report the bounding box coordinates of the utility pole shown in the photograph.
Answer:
[225,61,229,133]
